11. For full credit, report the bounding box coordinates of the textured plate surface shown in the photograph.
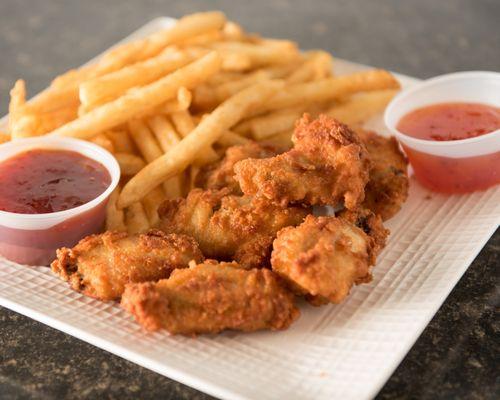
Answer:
[1,18,499,400]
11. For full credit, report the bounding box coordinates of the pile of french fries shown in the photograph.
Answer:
[4,11,400,234]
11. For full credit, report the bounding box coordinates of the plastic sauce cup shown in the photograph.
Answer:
[384,71,500,193]
[0,137,120,265]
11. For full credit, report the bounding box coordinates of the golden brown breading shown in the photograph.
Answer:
[51,230,204,301]
[159,188,309,268]
[121,260,300,334]
[234,114,370,209]
[271,214,387,305]
[357,129,409,220]
[337,207,389,259]
[195,142,277,194]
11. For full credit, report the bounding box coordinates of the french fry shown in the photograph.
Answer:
[189,166,200,190]
[213,70,271,101]
[217,130,251,147]
[327,89,398,126]
[286,51,333,83]
[177,30,223,46]
[8,80,26,136]
[220,53,252,71]
[192,85,218,110]
[222,21,245,41]
[261,129,294,149]
[146,115,183,197]
[128,119,163,162]
[163,87,192,113]
[129,119,182,198]
[147,115,181,152]
[125,202,150,234]
[196,113,251,146]
[114,152,146,175]
[79,48,194,109]
[0,131,11,144]
[248,107,304,140]
[252,69,400,116]
[106,187,126,231]
[118,80,285,208]
[170,110,219,164]
[11,106,78,138]
[141,187,165,226]
[207,71,245,85]
[28,87,81,114]
[210,41,300,68]
[91,133,115,153]
[105,129,136,153]
[48,52,222,139]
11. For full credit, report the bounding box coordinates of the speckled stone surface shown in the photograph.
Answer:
[0,1,498,399]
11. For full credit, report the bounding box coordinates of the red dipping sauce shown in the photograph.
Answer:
[0,138,119,266]
[0,149,111,214]
[397,102,500,193]
[397,102,500,141]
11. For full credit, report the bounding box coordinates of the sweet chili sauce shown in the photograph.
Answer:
[397,102,500,193]
[0,149,112,265]
[0,149,111,214]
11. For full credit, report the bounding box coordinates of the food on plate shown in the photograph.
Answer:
[159,188,308,268]
[195,141,277,194]
[271,213,387,305]
[0,149,110,214]
[121,260,299,334]
[234,114,370,209]
[3,10,410,335]
[51,229,204,300]
[357,129,409,220]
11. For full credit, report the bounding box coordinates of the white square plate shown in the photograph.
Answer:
[1,17,499,400]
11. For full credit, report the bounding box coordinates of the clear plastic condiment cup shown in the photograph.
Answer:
[384,71,500,193]
[0,137,120,266]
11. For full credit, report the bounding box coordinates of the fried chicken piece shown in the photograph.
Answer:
[195,142,277,194]
[159,188,308,268]
[234,114,370,209]
[271,214,388,305]
[121,260,300,334]
[357,130,409,220]
[337,207,389,257]
[51,230,204,301]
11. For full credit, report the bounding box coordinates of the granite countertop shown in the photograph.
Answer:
[0,1,499,399]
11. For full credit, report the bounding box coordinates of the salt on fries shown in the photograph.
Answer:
[6,11,400,233]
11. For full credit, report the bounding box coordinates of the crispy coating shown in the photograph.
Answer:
[271,214,387,305]
[337,207,389,258]
[195,142,277,194]
[121,260,300,334]
[159,188,308,268]
[51,230,204,301]
[234,114,370,209]
[357,130,409,220]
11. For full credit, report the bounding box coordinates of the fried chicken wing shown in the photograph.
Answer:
[159,188,308,268]
[121,260,299,334]
[51,230,204,301]
[357,130,409,220]
[195,142,277,194]
[234,114,370,209]
[271,214,388,305]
